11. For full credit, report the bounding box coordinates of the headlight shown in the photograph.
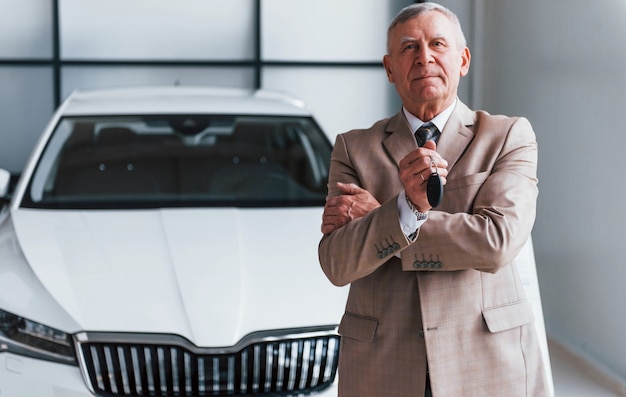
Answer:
[0,308,76,365]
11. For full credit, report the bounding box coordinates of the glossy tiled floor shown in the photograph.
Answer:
[549,339,625,397]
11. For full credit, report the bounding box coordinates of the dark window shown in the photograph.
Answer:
[22,115,332,209]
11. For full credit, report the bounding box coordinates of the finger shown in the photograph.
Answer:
[423,140,437,151]
[321,213,339,233]
[324,195,343,208]
[321,223,336,234]
[400,160,435,184]
[336,182,364,195]
[324,205,351,222]
[325,195,355,215]
[399,148,425,167]
[321,213,348,234]
[400,147,441,168]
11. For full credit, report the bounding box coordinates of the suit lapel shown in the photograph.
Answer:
[382,112,418,168]
[436,101,476,173]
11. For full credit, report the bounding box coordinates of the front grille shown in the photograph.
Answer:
[75,327,339,396]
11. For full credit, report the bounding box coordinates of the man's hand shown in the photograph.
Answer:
[321,182,381,234]
[399,140,448,212]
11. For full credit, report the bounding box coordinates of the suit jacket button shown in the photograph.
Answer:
[393,243,400,250]
[378,252,384,259]
[413,261,420,269]
[419,330,425,337]
[436,262,442,269]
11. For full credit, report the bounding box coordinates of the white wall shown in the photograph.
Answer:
[260,0,403,140]
[468,0,626,384]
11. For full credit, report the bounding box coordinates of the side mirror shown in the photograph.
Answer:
[0,169,11,199]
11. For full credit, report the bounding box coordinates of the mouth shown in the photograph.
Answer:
[415,73,438,80]
[413,75,439,84]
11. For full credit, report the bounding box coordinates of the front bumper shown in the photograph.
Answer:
[0,352,90,397]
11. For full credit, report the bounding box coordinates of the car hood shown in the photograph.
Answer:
[9,208,346,347]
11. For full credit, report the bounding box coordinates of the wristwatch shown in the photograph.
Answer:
[405,194,429,221]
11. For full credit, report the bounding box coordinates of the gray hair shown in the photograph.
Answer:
[387,2,467,53]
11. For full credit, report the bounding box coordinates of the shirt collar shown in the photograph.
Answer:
[403,98,457,133]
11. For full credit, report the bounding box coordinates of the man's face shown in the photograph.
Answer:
[383,11,470,117]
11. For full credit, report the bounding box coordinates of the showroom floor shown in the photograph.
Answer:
[550,339,625,396]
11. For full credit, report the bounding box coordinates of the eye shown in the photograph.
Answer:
[431,40,446,48]
[402,43,417,52]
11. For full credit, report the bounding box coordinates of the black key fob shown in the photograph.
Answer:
[427,172,443,207]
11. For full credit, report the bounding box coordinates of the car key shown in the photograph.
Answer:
[427,158,443,207]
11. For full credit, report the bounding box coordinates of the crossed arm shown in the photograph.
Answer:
[321,140,447,235]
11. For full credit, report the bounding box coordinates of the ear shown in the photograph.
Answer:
[460,47,471,77]
[383,55,394,83]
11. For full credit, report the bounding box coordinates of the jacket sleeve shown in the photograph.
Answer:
[318,133,411,286]
[400,116,539,273]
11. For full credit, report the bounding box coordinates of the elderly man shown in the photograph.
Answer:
[319,3,550,396]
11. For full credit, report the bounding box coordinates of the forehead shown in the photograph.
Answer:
[390,11,458,43]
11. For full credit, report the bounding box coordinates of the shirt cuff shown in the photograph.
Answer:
[397,190,428,240]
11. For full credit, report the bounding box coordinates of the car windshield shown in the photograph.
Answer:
[22,115,332,209]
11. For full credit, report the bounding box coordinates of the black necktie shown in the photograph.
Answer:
[414,121,444,207]
[414,122,440,147]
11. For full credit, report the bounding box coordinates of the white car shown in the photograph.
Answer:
[0,86,347,396]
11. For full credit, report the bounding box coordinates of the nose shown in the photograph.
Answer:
[415,46,434,65]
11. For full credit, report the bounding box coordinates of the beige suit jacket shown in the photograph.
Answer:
[319,101,550,396]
